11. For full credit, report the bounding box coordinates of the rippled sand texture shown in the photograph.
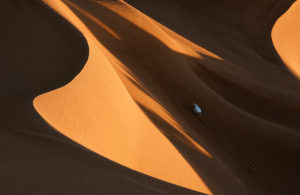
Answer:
[0,1,201,194]
[1,0,300,194]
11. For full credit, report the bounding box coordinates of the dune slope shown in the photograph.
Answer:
[34,0,211,193]
[0,0,203,194]
[34,0,300,194]
[272,0,300,78]
[1,0,300,194]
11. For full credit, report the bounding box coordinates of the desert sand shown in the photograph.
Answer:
[272,0,300,78]
[1,0,300,194]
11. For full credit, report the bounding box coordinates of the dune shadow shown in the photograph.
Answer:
[63,0,300,194]
[0,1,206,194]
[124,0,296,67]
[0,0,88,136]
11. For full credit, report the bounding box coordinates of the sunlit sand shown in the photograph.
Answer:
[1,0,300,194]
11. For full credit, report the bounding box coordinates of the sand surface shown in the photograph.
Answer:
[272,1,300,78]
[1,0,300,194]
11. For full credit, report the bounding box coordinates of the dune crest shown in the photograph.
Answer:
[272,0,300,79]
[34,0,212,193]
[30,0,300,194]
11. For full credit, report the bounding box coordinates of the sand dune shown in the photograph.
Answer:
[272,0,300,78]
[0,0,202,194]
[1,0,300,194]
[34,0,211,193]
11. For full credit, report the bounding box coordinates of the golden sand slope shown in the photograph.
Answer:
[35,0,211,193]
[2,1,199,194]
[33,0,300,194]
[272,0,300,78]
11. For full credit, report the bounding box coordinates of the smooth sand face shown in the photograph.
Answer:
[30,0,300,194]
[272,0,300,79]
[34,0,211,193]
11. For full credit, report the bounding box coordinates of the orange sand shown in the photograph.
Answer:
[272,0,300,78]
[34,0,211,193]
[14,0,298,194]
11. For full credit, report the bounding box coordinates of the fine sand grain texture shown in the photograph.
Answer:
[0,0,203,194]
[1,0,300,194]
[34,0,211,193]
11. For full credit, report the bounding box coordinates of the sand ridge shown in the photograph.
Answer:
[35,0,213,193]
[34,0,300,194]
[1,0,299,194]
[272,0,300,78]
[0,0,204,194]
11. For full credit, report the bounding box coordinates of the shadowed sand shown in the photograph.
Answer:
[1,0,300,194]
[0,0,204,194]
[35,0,212,193]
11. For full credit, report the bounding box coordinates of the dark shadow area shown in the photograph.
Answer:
[125,0,296,68]
[191,53,300,129]
[64,0,300,194]
[0,1,202,194]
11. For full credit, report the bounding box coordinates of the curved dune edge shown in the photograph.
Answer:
[34,0,212,193]
[272,0,300,79]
